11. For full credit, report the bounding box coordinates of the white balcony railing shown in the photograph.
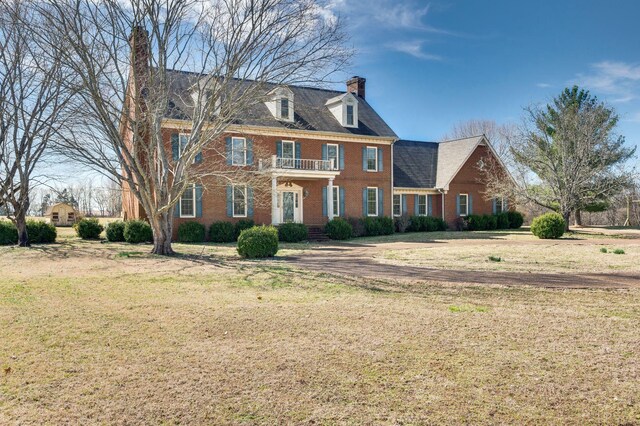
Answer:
[270,155,336,171]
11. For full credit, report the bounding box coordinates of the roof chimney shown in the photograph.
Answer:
[129,26,150,84]
[347,76,366,99]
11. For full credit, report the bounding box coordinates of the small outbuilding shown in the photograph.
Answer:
[45,203,80,226]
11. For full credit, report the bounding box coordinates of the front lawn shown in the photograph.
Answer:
[1,234,639,424]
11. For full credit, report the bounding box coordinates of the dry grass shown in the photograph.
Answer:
[1,235,640,424]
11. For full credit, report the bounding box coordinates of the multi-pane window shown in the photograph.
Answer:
[180,185,195,218]
[459,194,468,216]
[52,212,59,222]
[327,144,339,170]
[495,197,505,213]
[280,98,289,120]
[231,137,246,166]
[332,186,340,217]
[281,141,295,168]
[366,147,378,171]
[367,187,378,216]
[346,104,354,126]
[418,195,427,216]
[179,134,189,157]
[233,185,247,217]
[68,212,75,222]
[393,194,401,217]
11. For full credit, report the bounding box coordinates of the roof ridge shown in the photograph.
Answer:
[396,139,439,144]
[439,134,484,144]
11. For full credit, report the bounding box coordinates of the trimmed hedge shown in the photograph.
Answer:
[394,214,410,233]
[105,221,126,242]
[363,216,394,236]
[346,217,366,237]
[26,220,57,243]
[124,220,153,243]
[237,225,278,258]
[507,211,524,229]
[177,221,206,243]
[531,212,565,239]
[495,212,510,230]
[278,223,308,242]
[408,215,447,232]
[0,221,18,245]
[74,218,104,239]
[234,219,255,239]
[209,221,235,243]
[325,218,353,240]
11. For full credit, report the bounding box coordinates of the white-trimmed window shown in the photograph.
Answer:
[281,140,295,168]
[495,197,506,213]
[231,137,247,166]
[366,147,378,172]
[327,143,339,170]
[280,98,290,120]
[332,186,340,217]
[459,193,469,217]
[346,104,354,126]
[393,194,401,217]
[233,185,247,217]
[418,195,427,216]
[180,184,196,218]
[367,187,378,216]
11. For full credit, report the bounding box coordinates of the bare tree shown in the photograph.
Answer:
[0,1,73,246]
[37,0,350,255]
[484,86,636,231]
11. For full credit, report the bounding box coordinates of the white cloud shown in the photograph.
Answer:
[574,61,640,101]
[626,111,640,123]
[536,83,552,88]
[384,40,442,61]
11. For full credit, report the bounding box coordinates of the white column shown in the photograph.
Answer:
[327,177,334,221]
[271,176,278,225]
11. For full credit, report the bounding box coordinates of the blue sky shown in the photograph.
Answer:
[327,0,640,158]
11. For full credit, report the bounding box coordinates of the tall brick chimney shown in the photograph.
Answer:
[347,76,366,99]
[129,26,150,89]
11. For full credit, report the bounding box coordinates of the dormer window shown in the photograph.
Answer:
[267,86,294,122]
[325,92,358,128]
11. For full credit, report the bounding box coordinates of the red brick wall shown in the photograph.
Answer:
[166,129,392,239]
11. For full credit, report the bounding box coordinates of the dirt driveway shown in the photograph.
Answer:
[288,237,640,290]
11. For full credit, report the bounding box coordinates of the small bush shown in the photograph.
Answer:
[234,219,255,239]
[613,248,625,255]
[26,220,57,244]
[531,212,565,239]
[209,221,235,243]
[507,211,524,229]
[347,217,366,237]
[453,216,468,231]
[0,220,18,246]
[325,218,353,240]
[74,218,104,239]
[124,220,153,243]
[362,216,394,236]
[278,223,308,242]
[488,255,502,262]
[0,221,18,245]
[600,247,608,253]
[394,214,410,233]
[495,213,510,230]
[237,225,278,258]
[409,215,447,232]
[106,221,126,242]
[484,214,498,230]
[177,221,206,243]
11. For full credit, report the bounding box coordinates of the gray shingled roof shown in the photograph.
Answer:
[393,136,484,189]
[164,69,397,138]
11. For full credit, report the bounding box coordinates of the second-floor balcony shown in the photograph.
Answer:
[263,155,341,178]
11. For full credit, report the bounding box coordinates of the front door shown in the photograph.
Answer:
[280,190,301,223]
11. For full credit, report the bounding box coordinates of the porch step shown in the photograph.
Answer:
[307,226,330,242]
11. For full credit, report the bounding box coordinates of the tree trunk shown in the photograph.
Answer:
[562,210,571,232]
[150,212,174,256]
[15,212,30,247]
[574,209,582,227]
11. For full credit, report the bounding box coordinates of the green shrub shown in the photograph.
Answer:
[74,218,104,239]
[408,215,447,232]
[0,221,18,245]
[600,247,608,253]
[124,220,153,243]
[507,211,524,229]
[234,219,255,239]
[26,220,57,244]
[362,216,394,236]
[209,221,235,243]
[177,221,206,243]
[466,214,485,231]
[484,214,498,230]
[495,213,510,230]
[530,212,565,239]
[453,217,468,231]
[377,217,394,235]
[613,248,625,255]
[237,225,278,258]
[346,217,366,237]
[105,221,126,242]
[394,214,410,233]
[488,255,502,262]
[325,218,353,240]
[277,223,308,242]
